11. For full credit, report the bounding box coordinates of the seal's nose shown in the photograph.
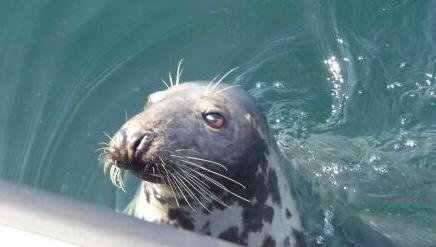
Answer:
[108,129,155,168]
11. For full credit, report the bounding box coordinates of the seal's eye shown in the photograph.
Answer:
[203,113,225,129]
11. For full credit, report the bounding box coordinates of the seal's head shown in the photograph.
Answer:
[101,80,304,247]
[103,82,269,204]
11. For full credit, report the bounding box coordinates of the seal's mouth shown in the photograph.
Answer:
[134,160,166,184]
[101,155,166,191]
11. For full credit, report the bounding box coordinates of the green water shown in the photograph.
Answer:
[1,1,435,246]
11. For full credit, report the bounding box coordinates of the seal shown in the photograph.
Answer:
[101,70,304,246]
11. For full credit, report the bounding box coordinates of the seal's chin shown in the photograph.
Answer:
[137,166,164,184]
[140,173,162,183]
[125,159,166,184]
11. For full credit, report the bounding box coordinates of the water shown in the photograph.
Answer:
[1,1,435,246]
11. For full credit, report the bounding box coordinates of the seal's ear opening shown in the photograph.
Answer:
[245,112,270,143]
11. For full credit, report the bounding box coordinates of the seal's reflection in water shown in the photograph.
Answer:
[101,68,305,246]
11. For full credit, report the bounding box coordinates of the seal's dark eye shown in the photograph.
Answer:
[203,113,225,129]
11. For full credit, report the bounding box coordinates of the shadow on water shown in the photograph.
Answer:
[1,0,435,246]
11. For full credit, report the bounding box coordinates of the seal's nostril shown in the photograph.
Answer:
[132,136,143,154]
[132,131,155,157]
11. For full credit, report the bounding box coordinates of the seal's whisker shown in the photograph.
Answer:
[156,161,164,178]
[173,149,195,152]
[173,169,211,212]
[177,168,209,194]
[212,67,239,89]
[116,167,125,191]
[177,165,211,189]
[178,167,229,208]
[159,156,180,207]
[181,165,250,203]
[207,82,213,91]
[103,158,116,175]
[176,174,213,213]
[161,79,170,88]
[125,109,128,122]
[163,117,175,130]
[169,173,195,211]
[172,172,198,204]
[183,156,228,171]
[147,174,164,179]
[214,85,240,95]
[165,164,191,208]
[207,73,223,91]
[103,132,113,141]
[209,74,220,88]
[118,172,126,192]
[176,158,246,189]
[103,159,112,174]
[166,172,183,207]
[178,69,184,85]
[176,59,184,86]
[178,171,209,204]
[170,154,227,171]
[95,147,107,154]
[155,162,176,204]
[211,74,220,83]
[96,145,108,150]
[95,151,108,161]
[97,151,108,161]
[96,147,109,157]
[109,165,126,193]
[96,146,108,153]
[168,72,174,87]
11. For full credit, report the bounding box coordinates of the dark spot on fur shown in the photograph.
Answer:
[286,208,292,219]
[292,229,306,247]
[267,169,281,204]
[282,236,291,247]
[219,226,243,245]
[155,194,172,205]
[201,222,211,235]
[145,190,150,203]
[262,235,276,247]
[216,135,271,244]
[168,209,194,230]
[264,206,274,223]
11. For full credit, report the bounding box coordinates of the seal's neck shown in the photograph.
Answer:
[123,182,176,223]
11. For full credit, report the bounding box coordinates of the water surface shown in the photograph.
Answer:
[1,1,435,246]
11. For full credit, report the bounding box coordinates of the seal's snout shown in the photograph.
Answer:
[108,128,156,170]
